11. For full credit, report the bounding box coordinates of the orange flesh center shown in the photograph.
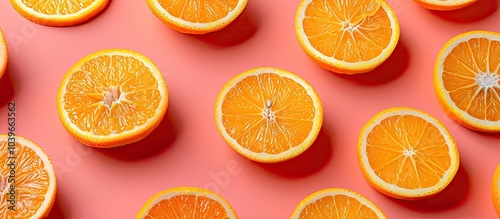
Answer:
[442,38,500,121]
[145,195,230,218]
[158,0,239,23]
[0,142,50,217]
[366,115,451,189]
[221,73,315,155]
[63,55,161,136]
[302,0,392,62]
[299,195,378,218]
[21,0,94,15]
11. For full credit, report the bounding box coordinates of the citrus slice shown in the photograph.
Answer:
[214,67,323,163]
[413,0,477,11]
[145,0,248,34]
[358,107,460,199]
[9,0,109,26]
[290,188,387,219]
[136,187,238,219]
[0,28,7,79]
[434,30,500,133]
[295,0,400,74]
[0,135,57,218]
[492,163,500,217]
[56,49,168,148]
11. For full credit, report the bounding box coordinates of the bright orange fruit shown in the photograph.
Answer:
[358,107,460,199]
[9,0,109,26]
[0,28,7,79]
[56,49,168,148]
[295,0,400,74]
[215,67,323,163]
[0,135,57,218]
[145,0,248,34]
[290,188,387,218]
[413,0,477,11]
[434,30,500,133]
[136,187,238,219]
[492,163,500,217]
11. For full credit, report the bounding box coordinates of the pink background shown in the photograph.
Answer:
[1,0,500,218]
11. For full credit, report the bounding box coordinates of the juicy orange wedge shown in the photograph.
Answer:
[0,28,7,79]
[56,49,168,148]
[492,163,500,217]
[413,0,478,11]
[295,0,400,74]
[434,30,500,133]
[0,135,57,218]
[358,107,460,199]
[136,187,238,219]
[290,188,387,218]
[9,0,109,26]
[215,67,323,163]
[146,0,248,34]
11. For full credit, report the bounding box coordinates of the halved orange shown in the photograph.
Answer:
[290,188,387,219]
[9,0,109,26]
[492,163,500,217]
[145,0,248,34]
[434,30,500,133]
[0,28,7,79]
[136,187,238,219]
[0,135,57,218]
[295,0,400,74]
[358,107,460,199]
[413,0,477,11]
[215,67,323,163]
[56,49,168,148]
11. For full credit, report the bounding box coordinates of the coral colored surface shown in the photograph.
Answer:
[1,1,500,218]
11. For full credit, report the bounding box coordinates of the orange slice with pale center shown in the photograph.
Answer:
[295,0,400,74]
[136,187,238,219]
[56,49,168,148]
[434,30,500,133]
[358,107,460,199]
[0,135,57,218]
[215,67,323,163]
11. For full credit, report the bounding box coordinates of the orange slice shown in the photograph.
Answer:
[295,0,400,74]
[358,107,460,200]
[413,0,477,11]
[434,30,500,133]
[492,163,500,217]
[290,188,387,218]
[0,28,7,79]
[136,187,238,218]
[9,0,109,26]
[0,135,57,218]
[145,0,248,34]
[214,67,323,163]
[56,49,168,148]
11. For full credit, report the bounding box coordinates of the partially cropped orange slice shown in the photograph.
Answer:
[0,135,57,218]
[358,107,460,200]
[295,0,400,74]
[290,188,387,219]
[215,67,323,163]
[413,0,477,11]
[434,30,500,133]
[492,163,500,217]
[0,28,7,79]
[136,187,238,219]
[9,0,109,26]
[57,49,168,148]
[145,0,248,34]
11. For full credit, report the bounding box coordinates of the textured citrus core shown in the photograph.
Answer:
[62,55,161,136]
[298,194,379,218]
[302,0,392,62]
[442,38,500,121]
[158,0,239,23]
[221,73,315,155]
[0,142,50,218]
[145,195,230,218]
[366,114,451,189]
[20,0,95,15]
